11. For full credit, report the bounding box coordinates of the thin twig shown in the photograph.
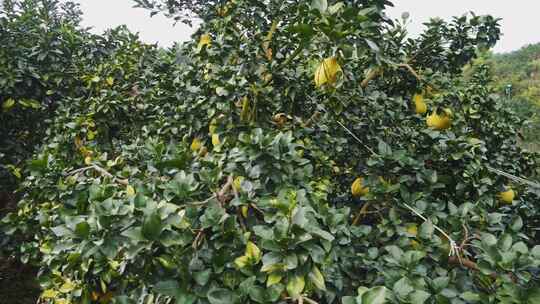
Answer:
[360,68,382,88]
[65,165,94,176]
[314,103,379,157]
[276,43,305,71]
[302,297,319,304]
[192,229,205,250]
[397,63,422,82]
[403,202,460,258]
[65,164,129,185]
[187,195,217,207]
[217,175,234,204]
[486,165,540,189]
[352,202,370,226]
[283,296,319,304]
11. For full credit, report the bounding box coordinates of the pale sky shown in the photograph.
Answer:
[66,0,539,53]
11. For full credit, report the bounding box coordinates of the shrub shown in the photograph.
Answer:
[3,0,540,303]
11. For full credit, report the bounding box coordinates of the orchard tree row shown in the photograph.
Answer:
[2,0,540,303]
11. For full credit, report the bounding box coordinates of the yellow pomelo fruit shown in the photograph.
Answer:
[241,205,249,218]
[351,177,369,197]
[413,93,427,114]
[191,138,202,151]
[197,33,212,51]
[209,118,218,134]
[314,57,342,87]
[406,224,418,236]
[233,176,244,192]
[499,188,515,204]
[212,133,221,146]
[426,112,452,130]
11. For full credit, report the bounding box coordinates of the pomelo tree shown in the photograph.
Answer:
[2,0,540,303]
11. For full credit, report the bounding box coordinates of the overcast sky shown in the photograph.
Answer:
[67,0,539,53]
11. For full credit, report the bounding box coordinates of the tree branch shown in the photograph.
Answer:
[65,164,129,185]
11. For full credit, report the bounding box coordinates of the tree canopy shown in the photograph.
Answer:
[2,0,540,303]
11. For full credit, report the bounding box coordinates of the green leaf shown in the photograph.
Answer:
[377,140,392,156]
[74,222,90,239]
[154,280,181,297]
[235,255,249,268]
[342,296,358,304]
[311,0,327,13]
[207,288,239,304]
[328,2,345,15]
[248,286,266,303]
[510,216,523,231]
[419,220,434,239]
[286,275,305,299]
[528,287,540,304]
[194,269,211,286]
[393,277,413,298]
[362,286,387,304]
[292,207,308,228]
[245,242,262,264]
[267,273,283,287]
[142,212,163,241]
[460,291,481,302]
[2,98,15,111]
[481,233,497,247]
[409,290,431,303]
[59,280,76,293]
[308,266,326,291]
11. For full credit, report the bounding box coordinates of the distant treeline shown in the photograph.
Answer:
[478,43,540,149]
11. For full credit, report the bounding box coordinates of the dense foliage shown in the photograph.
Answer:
[2,0,540,303]
[488,43,540,148]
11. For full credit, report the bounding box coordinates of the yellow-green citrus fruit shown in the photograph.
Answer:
[413,93,427,114]
[406,224,418,236]
[426,112,452,130]
[197,33,212,51]
[212,133,221,146]
[233,176,244,192]
[209,118,218,134]
[241,205,249,218]
[351,177,369,197]
[499,188,515,204]
[191,138,202,151]
[314,57,342,87]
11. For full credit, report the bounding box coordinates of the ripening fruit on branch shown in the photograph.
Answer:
[499,188,516,204]
[241,205,249,218]
[209,118,218,134]
[413,93,427,114]
[426,109,452,130]
[233,176,244,192]
[406,224,418,236]
[191,137,202,152]
[314,57,342,87]
[197,33,212,51]
[212,133,221,146]
[351,177,369,197]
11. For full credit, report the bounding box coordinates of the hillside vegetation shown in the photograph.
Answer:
[489,43,540,148]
